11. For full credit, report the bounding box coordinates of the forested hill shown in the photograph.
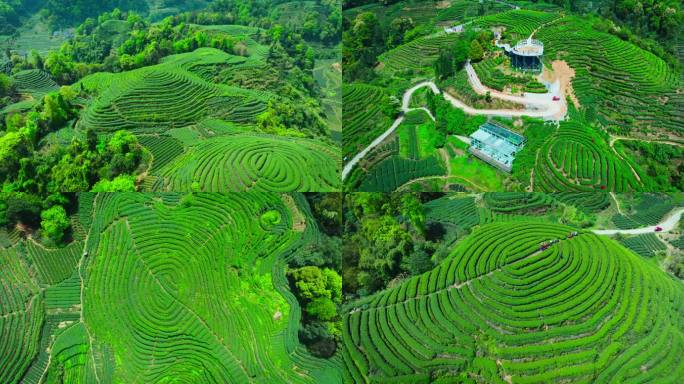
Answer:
[2,0,342,39]
[343,0,682,40]
[0,0,342,226]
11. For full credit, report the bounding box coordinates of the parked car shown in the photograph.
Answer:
[655,226,663,232]
[552,96,560,101]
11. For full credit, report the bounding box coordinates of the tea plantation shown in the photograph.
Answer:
[70,48,341,192]
[0,193,345,383]
[342,221,684,383]
[343,0,684,192]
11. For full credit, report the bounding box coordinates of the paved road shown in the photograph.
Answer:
[463,61,563,118]
[342,81,439,180]
[592,207,684,235]
[342,57,567,179]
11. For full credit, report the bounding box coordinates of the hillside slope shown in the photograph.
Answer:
[342,222,684,383]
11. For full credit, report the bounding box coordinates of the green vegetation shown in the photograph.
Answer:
[342,83,397,159]
[611,193,680,228]
[532,120,641,192]
[613,140,684,191]
[347,110,447,192]
[379,34,463,75]
[343,0,683,192]
[1,0,342,195]
[0,192,346,383]
[152,134,340,192]
[341,192,684,382]
[39,204,69,244]
[343,221,684,382]
[620,233,667,257]
[3,191,684,382]
[537,15,684,135]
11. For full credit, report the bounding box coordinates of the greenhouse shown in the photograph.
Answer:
[468,122,526,172]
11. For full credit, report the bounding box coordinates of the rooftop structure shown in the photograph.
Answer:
[468,121,526,173]
[444,25,464,34]
[512,38,544,56]
[506,38,544,72]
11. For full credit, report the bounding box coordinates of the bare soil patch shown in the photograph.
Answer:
[544,60,580,109]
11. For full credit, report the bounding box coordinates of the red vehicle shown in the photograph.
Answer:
[655,226,663,232]
[552,96,560,101]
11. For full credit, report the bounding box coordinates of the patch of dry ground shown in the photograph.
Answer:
[543,60,580,109]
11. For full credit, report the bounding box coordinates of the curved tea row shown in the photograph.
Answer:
[83,193,342,383]
[534,122,640,192]
[342,222,684,383]
[153,134,341,192]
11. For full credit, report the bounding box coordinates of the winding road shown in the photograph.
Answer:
[342,81,440,180]
[592,207,684,235]
[342,70,564,179]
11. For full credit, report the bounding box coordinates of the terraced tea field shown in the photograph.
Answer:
[77,49,271,134]
[342,221,684,382]
[533,121,642,192]
[611,194,678,229]
[150,134,341,192]
[72,47,341,191]
[378,34,463,74]
[346,109,447,192]
[0,193,345,383]
[11,69,59,99]
[315,59,342,142]
[537,16,684,134]
[343,84,393,160]
[343,2,684,192]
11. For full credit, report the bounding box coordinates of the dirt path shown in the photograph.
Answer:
[609,135,684,148]
[593,207,684,235]
[608,135,684,185]
[398,174,490,192]
[440,148,452,176]
[607,138,642,183]
[454,135,471,145]
[347,234,572,313]
[610,192,623,215]
[79,196,101,384]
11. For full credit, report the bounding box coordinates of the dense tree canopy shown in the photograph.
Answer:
[42,0,148,29]
[343,193,435,295]
[40,204,69,244]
